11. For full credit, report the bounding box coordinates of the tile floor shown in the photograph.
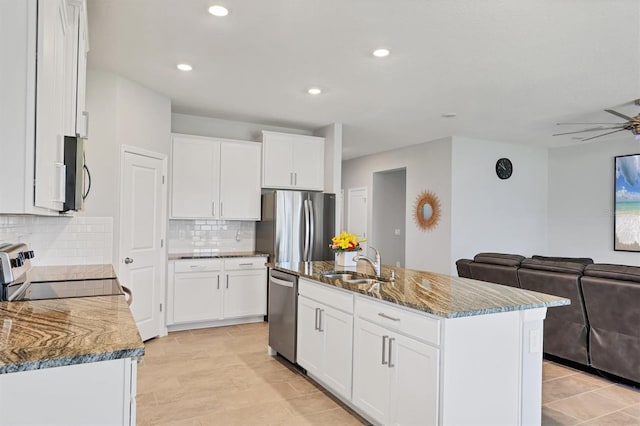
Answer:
[137,322,640,425]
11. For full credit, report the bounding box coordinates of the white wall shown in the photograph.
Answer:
[450,137,548,273]
[548,136,640,265]
[342,138,453,273]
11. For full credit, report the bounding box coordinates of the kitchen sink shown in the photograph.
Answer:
[319,271,389,291]
[320,273,361,281]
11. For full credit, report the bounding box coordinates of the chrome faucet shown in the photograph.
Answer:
[354,246,381,277]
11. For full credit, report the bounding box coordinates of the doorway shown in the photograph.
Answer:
[347,187,368,254]
[118,145,167,341]
[372,168,406,267]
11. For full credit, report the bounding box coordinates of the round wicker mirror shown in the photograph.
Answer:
[413,190,441,231]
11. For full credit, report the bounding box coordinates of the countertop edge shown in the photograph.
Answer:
[0,347,145,375]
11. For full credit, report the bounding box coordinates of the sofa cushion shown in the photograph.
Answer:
[532,255,594,265]
[584,264,640,283]
[456,259,473,279]
[520,258,586,274]
[473,252,524,267]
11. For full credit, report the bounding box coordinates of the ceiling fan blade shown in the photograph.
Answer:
[605,109,633,121]
[581,128,627,141]
[557,122,625,125]
[553,126,624,136]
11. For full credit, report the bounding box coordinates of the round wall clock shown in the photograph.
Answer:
[495,158,513,180]
[413,190,441,231]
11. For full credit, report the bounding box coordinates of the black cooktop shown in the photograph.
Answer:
[7,278,123,301]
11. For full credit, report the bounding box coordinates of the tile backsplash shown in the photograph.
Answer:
[0,216,113,266]
[168,220,255,253]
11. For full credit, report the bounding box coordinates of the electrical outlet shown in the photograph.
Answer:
[394,229,401,236]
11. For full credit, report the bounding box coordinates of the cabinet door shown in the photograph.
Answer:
[34,0,68,211]
[352,319,391,425]
[292,137,324,190]
[223,269,267,318]
[296,296,324,375]
[262,132,294,188]
[219,142,261,220]
[75,2,89,138]
[171,136,220,218]
[320,306,353,401]
[172,272,222,323]
[390,336,440,426]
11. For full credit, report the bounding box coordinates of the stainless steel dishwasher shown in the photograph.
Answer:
[268,268,298,364]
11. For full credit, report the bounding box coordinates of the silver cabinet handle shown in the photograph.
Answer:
[217,275,220,290]
[378,312,400,322]
[318,309,324,332]
[314,308,319,330]
[388,337,395,368]
[226,274,229,289]
[220,202,223,217]
[122,285,133,306]
[212,201,216,217]
[238,263,253,267]
[124,257,134,264]
[382,335,388,365]
[294,172,297,186]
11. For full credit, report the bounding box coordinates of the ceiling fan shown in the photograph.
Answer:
[553,99,640,141]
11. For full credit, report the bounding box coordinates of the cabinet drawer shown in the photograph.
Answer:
[174,259,223,273]
[299,278,353,314]
[355,296,440,346]
[224,257,267,270]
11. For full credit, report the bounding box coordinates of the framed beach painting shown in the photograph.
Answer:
[614,154,640,251]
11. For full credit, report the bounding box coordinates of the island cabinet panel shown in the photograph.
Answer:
[353,309,439,426]
[296,279,354,401]
[0,358,137,426]
[167,257,267,330]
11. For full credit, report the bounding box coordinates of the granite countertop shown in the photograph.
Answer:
[0,264,144,374]
[169,251,269,260]
[271,261,570,319]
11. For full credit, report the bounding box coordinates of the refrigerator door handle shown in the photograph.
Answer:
[303,199,310,261]
[308,199,315,259]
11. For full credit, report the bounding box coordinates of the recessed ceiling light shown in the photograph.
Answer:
[307,87,322,95]
[441,112,457,118]
[208,5,229,16]
[177,63,193,71]
[373,48,390,58]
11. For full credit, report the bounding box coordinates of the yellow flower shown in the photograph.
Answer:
[329,231,366,252]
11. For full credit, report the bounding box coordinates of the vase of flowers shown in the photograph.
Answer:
[330,231,365,267]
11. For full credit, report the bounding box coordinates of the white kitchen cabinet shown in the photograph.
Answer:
[0,357,137,426]
[296,279,354,401]
[0,0,89,214]
[353,297,439,425]
[223,258,267,318]
[64,0,89,138]
[171,260,223,324]
[171,134,261,220]
[261,131,325,191]
[34,0,68,211]
[167,257,267,330]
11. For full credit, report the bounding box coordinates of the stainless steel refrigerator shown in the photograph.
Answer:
[256,190,336,263]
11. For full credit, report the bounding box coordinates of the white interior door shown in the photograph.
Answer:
[348,187,368,254]
[119,148,166,341]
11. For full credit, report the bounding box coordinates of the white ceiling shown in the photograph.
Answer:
[87,0,640,160]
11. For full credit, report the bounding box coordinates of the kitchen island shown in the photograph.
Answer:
[0,264,144,426]
[270,261,569,426]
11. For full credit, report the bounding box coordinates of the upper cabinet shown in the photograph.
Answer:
[171,134,261,220]
[261,131,325,191]
[0,0,89,214]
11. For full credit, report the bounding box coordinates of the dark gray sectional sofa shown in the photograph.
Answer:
[456,252,640,384]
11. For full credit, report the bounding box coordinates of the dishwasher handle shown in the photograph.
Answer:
[270,276,294,288]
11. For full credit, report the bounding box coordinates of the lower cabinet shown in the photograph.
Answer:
[296,279,354,401]
[168,257,267,328]
[352,319,439,426]
[0,357,137,426]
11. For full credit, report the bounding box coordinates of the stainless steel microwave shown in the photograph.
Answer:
[63,136,88,212]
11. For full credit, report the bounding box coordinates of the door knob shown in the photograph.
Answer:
[124,257,134,264]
